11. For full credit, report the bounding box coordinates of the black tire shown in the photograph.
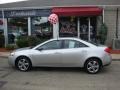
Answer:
[84,58,101,74]
[15,56,32,71]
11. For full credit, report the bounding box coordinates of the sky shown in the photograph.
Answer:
[0,0,28,4]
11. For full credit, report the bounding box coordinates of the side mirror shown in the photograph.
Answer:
[37,48,44,51]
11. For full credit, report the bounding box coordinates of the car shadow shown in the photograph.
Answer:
[32,67,85,73]
[30,66,111,75]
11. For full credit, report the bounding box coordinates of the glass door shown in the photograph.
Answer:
[79,17,97,42]
[80,17,88,41]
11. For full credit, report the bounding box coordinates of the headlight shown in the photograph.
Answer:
[10,52,15,56]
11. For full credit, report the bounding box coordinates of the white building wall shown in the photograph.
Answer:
[4,18,8,46]
[104,9,116,46]
[118,9,120,38]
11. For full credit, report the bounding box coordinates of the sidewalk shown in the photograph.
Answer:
[111,54,120,60]
[0,52,10,58]
[0,51,120,60]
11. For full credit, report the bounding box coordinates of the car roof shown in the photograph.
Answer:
[51,37,81,41]
[33,37,97,49]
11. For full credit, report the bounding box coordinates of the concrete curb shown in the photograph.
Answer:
[112,59,120,61]
[111,54,120,60]
[0,56,8,58]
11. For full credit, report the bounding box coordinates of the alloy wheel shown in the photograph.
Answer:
[85,59,100,74]
[16,57,31,71]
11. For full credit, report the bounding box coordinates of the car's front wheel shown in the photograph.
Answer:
[15,56,32,71]
[84,58,101,74]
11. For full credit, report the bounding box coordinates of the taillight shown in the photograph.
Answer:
[104,47,111,54]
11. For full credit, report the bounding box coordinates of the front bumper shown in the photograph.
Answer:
[8,55,16,67]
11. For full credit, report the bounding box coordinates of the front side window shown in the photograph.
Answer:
[63,40,88,49]
[37,40,62,50]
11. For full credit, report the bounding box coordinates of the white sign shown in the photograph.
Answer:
[10,11,36,17]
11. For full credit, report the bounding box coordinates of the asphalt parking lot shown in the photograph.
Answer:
[0,57,120,90]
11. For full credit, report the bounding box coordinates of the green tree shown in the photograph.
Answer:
[99,23,108,44]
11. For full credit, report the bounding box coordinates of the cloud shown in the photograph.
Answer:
[0,0,28,4]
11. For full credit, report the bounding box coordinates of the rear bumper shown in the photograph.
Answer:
[102,54,112,66]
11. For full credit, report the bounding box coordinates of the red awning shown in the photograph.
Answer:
[52,7,103,16]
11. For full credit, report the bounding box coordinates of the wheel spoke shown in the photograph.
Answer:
[93,61,98,66]
[88,62,93,67]
[92,67,96,73]
[22,59,26,63]
[88,66,92,70]
[24,63,29,66]
[94,65,99,68]
[23,65,27,70]
[18,64,23,69]
[19,61,22,64]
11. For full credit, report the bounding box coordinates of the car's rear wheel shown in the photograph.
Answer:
[84,58,101,74]
[15,56,32,71]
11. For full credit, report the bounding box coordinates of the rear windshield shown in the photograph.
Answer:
[88,41,102,46]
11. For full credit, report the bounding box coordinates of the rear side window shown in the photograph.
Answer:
[63,40,88,49]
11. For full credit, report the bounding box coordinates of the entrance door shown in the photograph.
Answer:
[59,16,97,42]
[79,17,97,42]
[80,17,88,41]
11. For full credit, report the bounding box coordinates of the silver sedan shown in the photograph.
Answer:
[8,38,112,74]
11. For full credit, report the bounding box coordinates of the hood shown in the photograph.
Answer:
[14,47,31,52]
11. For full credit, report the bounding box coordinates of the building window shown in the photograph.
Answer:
[0,18,4,34]
[59,17,77,37]
[31,17,53,39]
[7,18,28,44]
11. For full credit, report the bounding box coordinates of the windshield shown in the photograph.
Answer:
[29,46,35,49]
